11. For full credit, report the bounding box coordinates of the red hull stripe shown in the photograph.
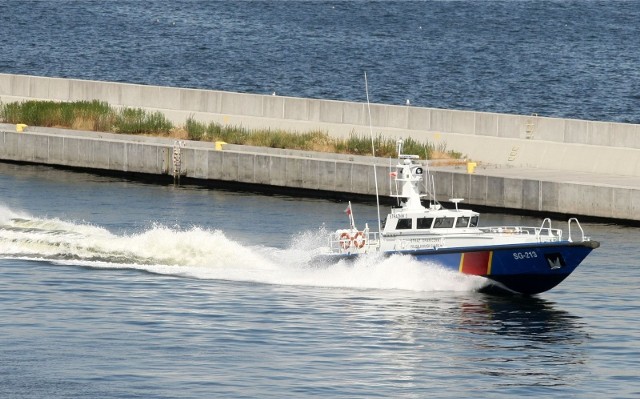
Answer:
[459,251,493,275]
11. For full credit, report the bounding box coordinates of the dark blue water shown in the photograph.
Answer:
[1,0,639,123]
[1,163,639,398]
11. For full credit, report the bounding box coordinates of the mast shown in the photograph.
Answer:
[364,72,383,237]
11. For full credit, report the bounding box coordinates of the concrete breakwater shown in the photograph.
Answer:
[2,124,640,223]
[0,124,400,198]
[2,73,640,178]
[2,73,640,222]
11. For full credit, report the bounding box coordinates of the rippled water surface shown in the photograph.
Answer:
[1,0,639,123]
[1,163,639,398]
[1,1,640,397]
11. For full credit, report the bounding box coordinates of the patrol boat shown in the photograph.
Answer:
[321,140,599,295]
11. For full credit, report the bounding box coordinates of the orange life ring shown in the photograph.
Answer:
[352,231,366,248]
[339,232,352,249]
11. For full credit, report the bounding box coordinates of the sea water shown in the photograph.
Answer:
[1,163,639,398]
[1,0,640,397]
[1,0,639,123]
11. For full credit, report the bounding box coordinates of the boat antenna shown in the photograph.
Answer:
[364,72,383,235]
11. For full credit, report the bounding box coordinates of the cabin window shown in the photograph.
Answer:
[433,217,455,228]
[470,216,479,227]
[455,217,470,228]
[396,218,413,230]
[417,217,434,229]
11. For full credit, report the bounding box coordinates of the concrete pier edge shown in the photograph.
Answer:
[2,74,640,224]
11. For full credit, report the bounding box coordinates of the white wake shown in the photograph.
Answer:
[0,205,486,292]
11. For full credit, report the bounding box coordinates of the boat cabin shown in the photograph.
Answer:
[382,208,479,236]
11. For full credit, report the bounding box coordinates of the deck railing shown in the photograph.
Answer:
[568,218,589,242]
[329,231,380,252]
[327,216,590,253]
[478,218,563,241]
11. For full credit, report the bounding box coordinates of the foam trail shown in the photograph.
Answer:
[0,206,487,293]
[0,204,30,224]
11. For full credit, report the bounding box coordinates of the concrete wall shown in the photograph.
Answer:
[431,170,640,222]
[2,74,640,222]
[2,126,639,222]
[0,127,394,198]
[2,73,640,178]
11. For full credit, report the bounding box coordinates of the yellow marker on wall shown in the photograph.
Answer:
[16,124,27,132]
[215,141,227,151]
[466,162,477,174]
